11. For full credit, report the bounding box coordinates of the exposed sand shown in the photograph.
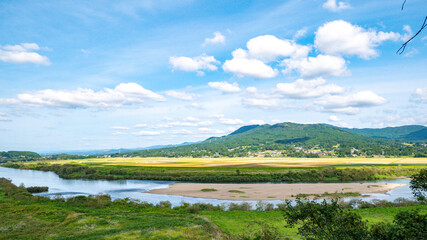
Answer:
[148,182,406,200]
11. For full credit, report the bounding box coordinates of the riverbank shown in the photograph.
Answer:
[148,182,406,200]
[4,162,424,183]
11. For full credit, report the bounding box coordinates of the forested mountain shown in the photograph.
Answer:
[123,122,427,158]
[338,125,427,141]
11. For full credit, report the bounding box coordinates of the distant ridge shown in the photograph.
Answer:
[337,125,427,141]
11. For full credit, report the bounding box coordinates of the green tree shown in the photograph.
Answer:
[410,168,427,202]
[283,199,369,240]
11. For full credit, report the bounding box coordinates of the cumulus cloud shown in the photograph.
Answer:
[315,20,401,59]
[322,0,351,12]
[411,88,427,103]
[169,54,220,75]
[243,98,280,109]
[276,78,344,99]
[0,112,11,121]
[208,81,241,93]
[316,90,387,114]
[246,35,310,62]
[328,115,341,122]
[283,54,349,78]
[219,118,244,125]
[0,43,50,65]
[203,31,225,46]
[223,35,310,79]
[165,90,199,100]
[223,49,278,79]
[0,83,165,109]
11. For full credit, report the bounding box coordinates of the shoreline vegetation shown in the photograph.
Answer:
[3,161,424,183]
[147,182,405,200]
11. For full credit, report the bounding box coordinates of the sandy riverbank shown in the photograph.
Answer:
[148,182,406,200]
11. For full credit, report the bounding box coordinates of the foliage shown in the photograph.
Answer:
[410,168,427,201]
[0,151,40,162]
[283,199,369,240]
[26,186,49,193]
[282,199,427,240]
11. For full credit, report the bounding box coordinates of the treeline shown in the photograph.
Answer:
[5,163,422,183]
[0,151,41,162]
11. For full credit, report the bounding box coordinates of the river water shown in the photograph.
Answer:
[0,166,414,207]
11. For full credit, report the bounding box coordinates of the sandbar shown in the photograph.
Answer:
[147,182,406,200]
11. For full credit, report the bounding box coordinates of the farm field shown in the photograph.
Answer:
[39,156,427,168]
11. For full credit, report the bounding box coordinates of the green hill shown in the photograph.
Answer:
[338,125,427,141]
[125,122,427,158]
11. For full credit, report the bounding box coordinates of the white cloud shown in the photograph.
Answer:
[322,0,351,12]
[0,112,11,121]
[169,54,220,75]
[203,31,225,46]
[411,88,427,103]
[243,98,280,109]
[223,35,310,79]
[276,78,344,99]
[249,119,265,125]
[153,120,213,128]
[0,82,165,109]
[165,90,199,100]
[283,54,349,78]
[246,35,310,62]
[219,118,244,125]
[328,115,341,122]
[183,116,199,122]
[315,20,401,59]
[134,123,147,128]
[211,114,224,119]
[133,130,161,136]
[170,129,193,135]
[208,81,241,93]
[223,49,278,79]
[198,127,225,134]
[294,27,308,39]
[316,90,387,114]
[110,126,130,130]
[0,43,50,65]
[246,87,258,93]
[112,131,127,135]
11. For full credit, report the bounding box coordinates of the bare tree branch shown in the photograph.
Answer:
[401,0,407,10]
[397,0,426,54]
[397,16,427,54]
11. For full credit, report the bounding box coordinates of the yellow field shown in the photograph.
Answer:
[44,157,427,168]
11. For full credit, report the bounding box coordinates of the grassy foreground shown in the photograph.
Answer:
[1,177,426,239]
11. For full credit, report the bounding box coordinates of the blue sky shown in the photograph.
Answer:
[0,0,426,152]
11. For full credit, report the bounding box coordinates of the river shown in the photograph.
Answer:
[0,166,414,207]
